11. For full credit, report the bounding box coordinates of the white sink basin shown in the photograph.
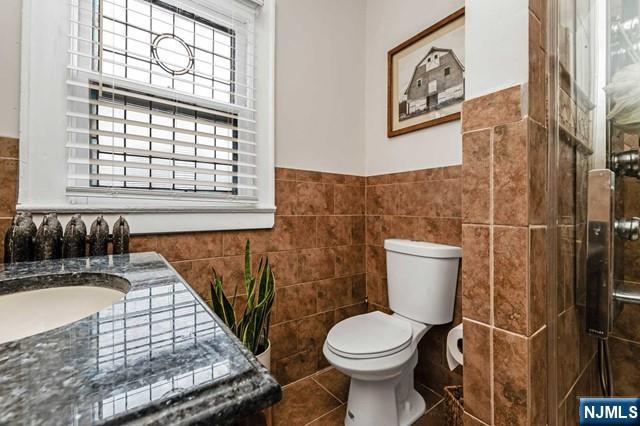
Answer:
[0,276,128,344]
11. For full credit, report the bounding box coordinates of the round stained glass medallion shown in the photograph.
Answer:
[151,33,195,75]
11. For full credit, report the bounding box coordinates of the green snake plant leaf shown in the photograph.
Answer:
[251,260,275,351]
[243,240,256,301]
[209,269,236,334]
[241,312,258,352]
[241,240,257,321]
[257,259,270,302]
[207,239,276,355]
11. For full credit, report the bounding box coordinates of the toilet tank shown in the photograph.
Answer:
[384,239,461,325]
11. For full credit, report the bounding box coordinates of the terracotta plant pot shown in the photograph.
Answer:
[255,339,271,371]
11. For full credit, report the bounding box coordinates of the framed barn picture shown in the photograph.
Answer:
[387,8,465,138]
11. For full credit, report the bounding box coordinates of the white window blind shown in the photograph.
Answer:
[66,0,259,203]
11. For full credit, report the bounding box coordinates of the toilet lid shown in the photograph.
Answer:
[326,311,413,359]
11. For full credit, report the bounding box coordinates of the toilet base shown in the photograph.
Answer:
[343,352,425,426]
[399,389,426,426]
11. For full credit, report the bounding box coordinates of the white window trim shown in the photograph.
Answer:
[18,0,276,234]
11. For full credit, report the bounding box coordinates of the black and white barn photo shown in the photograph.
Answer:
[388,9,465,137]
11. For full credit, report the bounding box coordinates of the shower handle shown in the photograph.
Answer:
[614,217,640,241]
[611,149,640,178]
[613,283,640,305]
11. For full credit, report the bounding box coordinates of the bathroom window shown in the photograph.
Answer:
[87,87,238,195]
[20,0,275,233]
[85,0,237,195]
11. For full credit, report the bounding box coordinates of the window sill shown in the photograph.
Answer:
[17,205,275,234]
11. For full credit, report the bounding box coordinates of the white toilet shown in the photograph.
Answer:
[323,239,461,426]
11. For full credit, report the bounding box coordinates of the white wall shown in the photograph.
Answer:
[274,0,366,175]
[0,0,21,138]
[2,0,526,177]
[0,0,368,175]
[465,0,529,99]
[363,0,465,176]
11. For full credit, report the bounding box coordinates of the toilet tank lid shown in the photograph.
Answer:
[384,239,462,258]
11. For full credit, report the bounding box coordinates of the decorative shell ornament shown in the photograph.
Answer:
[604,63,640,134]
[89,215,110,256]
[35,213,64,260]
[63,214,87,259]
[3,213,37,263]
[112,216,130,255]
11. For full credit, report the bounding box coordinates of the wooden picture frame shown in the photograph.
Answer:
[387,8,465,138]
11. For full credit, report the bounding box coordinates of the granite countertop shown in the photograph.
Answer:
[0,252,281,425]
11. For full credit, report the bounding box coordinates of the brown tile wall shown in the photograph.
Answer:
[365,165,464,393]
[0,137,19,255]
[0,151,367,387]
[2,134,466,395]
[460,4,552,422]
[461,81,550,425]
[130,168,367,386]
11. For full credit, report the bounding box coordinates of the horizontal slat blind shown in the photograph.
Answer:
[67,0,259,201]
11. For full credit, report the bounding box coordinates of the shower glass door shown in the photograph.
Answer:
[551,0,640,424]
[607,0,640,397]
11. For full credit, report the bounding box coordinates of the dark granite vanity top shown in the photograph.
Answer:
[0,252,281,425]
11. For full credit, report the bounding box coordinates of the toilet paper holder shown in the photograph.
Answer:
[446,323,463,371]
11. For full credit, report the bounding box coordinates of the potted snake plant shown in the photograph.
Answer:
[208,240,276,370]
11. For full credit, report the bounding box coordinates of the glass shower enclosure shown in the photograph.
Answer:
[550,0,640,424]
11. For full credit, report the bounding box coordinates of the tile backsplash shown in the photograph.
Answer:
[460,82,549,425]
[1,135,464,392]
[129,168,367,386]
[458,6,552,420]
[365,165,463,392]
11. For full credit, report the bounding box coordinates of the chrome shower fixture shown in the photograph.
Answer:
[586,170,640,339]
[611,149,640,178]
[614,217,640,241]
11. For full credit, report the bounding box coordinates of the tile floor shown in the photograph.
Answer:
[272,367,447,426]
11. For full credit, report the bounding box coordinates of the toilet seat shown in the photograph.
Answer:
[326,311,413,359]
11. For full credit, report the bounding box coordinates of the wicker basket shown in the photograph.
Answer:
[443,385,464,426]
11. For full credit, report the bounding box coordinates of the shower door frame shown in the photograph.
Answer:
[547,1,560,424]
